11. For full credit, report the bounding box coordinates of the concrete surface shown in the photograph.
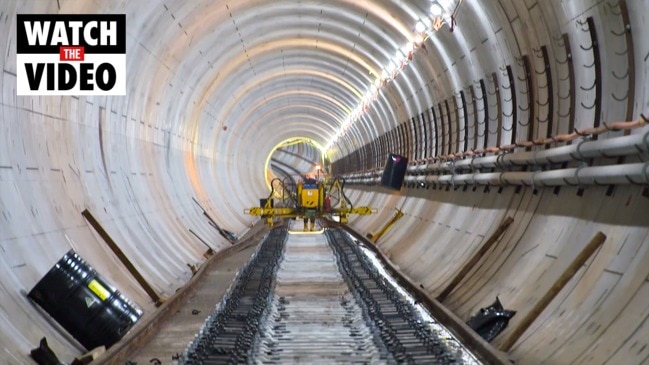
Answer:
[126,240,261,364]
[0,1,648,364]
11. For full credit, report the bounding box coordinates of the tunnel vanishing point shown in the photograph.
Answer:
[1,0,649,364]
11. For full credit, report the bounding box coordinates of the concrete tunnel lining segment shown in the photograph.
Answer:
[1,0,649,364]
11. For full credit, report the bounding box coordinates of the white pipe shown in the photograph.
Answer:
[409,129,649,174]
[402,162,649,187]
[344,130,649,188]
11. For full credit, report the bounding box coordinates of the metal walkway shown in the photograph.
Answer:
[179,226,481,364]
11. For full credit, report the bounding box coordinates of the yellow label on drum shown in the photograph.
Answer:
[88,279,110,301]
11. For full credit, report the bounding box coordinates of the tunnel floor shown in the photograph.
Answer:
[125,240,262,364]
[132,222,479,365]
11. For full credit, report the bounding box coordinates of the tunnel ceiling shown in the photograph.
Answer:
[3,1,649,363]
[2,0,647,260]
[9,0,600,217]
[121,0,451,181]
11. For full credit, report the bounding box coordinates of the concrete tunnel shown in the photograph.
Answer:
[1,0,649,364]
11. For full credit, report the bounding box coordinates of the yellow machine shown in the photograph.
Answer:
[298,179,320,209]
[245,176,375,227]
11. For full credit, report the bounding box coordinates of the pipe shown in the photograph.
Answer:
[348,162,649,187]
[344,129,649,188]
[424,115,648,161]
[404,162,649,187]
[410,129,649,174]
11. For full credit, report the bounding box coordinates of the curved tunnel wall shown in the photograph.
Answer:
[335,1,649,364]
[1,0,648,364]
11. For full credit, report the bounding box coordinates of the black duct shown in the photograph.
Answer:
[381,153,409,190]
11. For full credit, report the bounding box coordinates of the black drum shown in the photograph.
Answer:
[381,153,409,190]
[28,250,142,350]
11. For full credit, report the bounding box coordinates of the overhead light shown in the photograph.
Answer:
[325,0,464,152]
[386,60,398,73]
[432,0,457,13]
[430,0,462,31]
[415,20,427,33]
[430,3,444,17]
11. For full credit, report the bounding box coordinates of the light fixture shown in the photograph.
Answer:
[386,60,398,74]
[413,33,424,44]
[403,42,415,55]
[430,3,444,17]
[324,1,463,152]
[415,20,427,33]
[430,0,462,32]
